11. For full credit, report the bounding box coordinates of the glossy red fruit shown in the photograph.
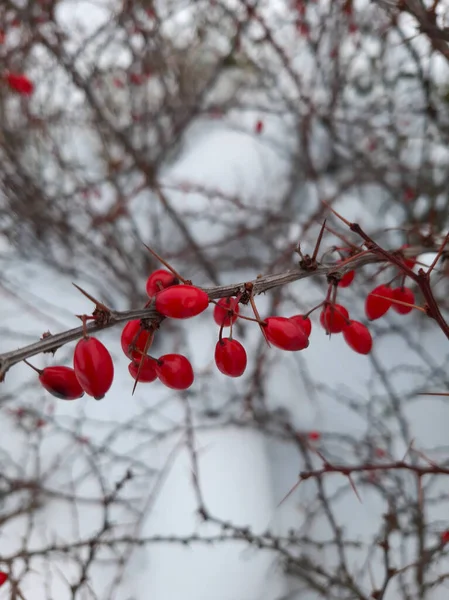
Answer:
[214,338,247,377]
[38,366,85,400]
[320,304,349,334]
[73,337,114,400]
[343,321,372,354]
[145,269,178,298]
[308,431,321,441]
[121,320,153,360]
[128,358,157,383]
[0,572,7,586]
[338,270,355,288]
[392,286,414,315]
[264,317,309,350]
[365,285,393,320]
[155,354,194,390]
[155,285,209,319]
[289,315,312,338]
[213,297,240,327]
[6,72,34,95]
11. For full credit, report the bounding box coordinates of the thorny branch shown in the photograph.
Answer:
[0,240,441,381]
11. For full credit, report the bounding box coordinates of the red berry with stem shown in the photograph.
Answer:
[215,338,247,377]
[392,286,415,315]
[264,316,309,351]
[289,315,312,338]
[155,285,209,319]
[27,363,85,400]
[338,269,355,288]
[73,337,114,400]
[343,321,372,354]
[155,354,194,390]
[320,304,349,334]
[365,285,393,320]
[121,320,153,360]
[128,357,157,383]
[213,297,240,327]
[145,269,179,298]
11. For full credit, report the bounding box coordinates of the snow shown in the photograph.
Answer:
[2,0,449,599]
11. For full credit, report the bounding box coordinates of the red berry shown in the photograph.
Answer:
[155,354,194,390]
[6,73,34,95]
[255,120,263,134]
[289,315,312,338]
[214,338,247,377]
[391,287,414,315]
[308,430,321,441]
[128,358,157,383]
[365,285,393,320]
[155,285,209,319]
[73,338,114,400]
[343,321,372,354]
[213,297,240,327]
[441,530,449,544]
[0,572,8,587]
[264,316,309,351]
[338,269,355,288]
[320,304,349,334]
[120,320,153,360]
[146,269,179,297]
[38,366,84,400]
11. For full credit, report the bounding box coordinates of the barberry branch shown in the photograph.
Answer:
[0,242,440,381]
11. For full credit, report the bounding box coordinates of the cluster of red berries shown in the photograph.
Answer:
[27,250,419,401]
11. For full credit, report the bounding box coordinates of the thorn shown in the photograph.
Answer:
[72,283,110,311]
[277,477,303,508]
[142,244,187,283]
[311,219,326,262]
[418,391,449,396]
[322,199,352,227]
[426,230,449,276]
[347,474,362,503]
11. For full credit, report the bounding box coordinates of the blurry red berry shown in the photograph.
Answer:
[73,337,114,400]
[308,430,321,441]
[38,366,84,400]
[255,120,264,134]
[155,354,194,390]
[365,285,393,320]
[343,321,372,354]
[155,285,209,319]
[289,315,312,338]
[213,297,240,327]
[214,338,247,377]
[264,316,309,350]
[129,73,144,85]
[338,269,355,288]
[128,358,157,383]
[6,72,34,95]
[441,530,449,544]
[121,320,153,360]
[145,269,179,297]
[0,572,8,586]
[320,304,349,334]
[392,287,415,315]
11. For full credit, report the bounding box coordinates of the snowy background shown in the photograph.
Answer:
[1,0,449,598]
